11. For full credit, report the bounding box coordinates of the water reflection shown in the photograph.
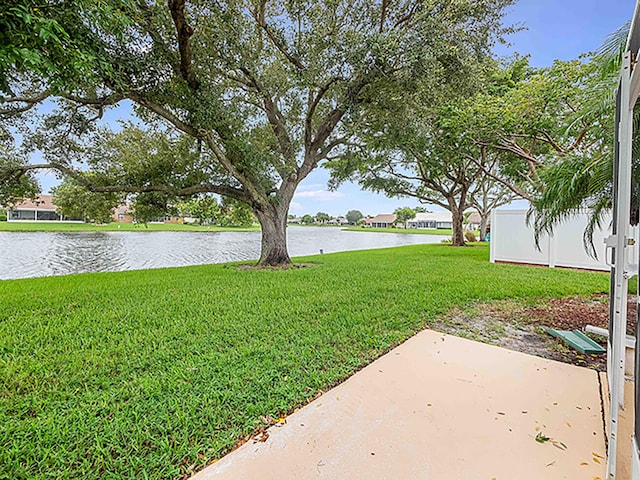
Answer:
[0,226,448,280]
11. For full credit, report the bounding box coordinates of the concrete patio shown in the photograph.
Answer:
[192,329,625,480]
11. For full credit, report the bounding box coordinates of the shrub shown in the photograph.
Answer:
[465,230,477,242]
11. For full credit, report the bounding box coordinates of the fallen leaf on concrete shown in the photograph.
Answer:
[551,440,567,451]
[535,432,550,443]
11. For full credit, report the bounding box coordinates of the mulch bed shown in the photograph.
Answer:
[524,294,636,336]
[437,294,637,372]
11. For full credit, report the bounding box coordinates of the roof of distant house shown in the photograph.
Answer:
[10,195,57,211]
[114,204,131,216]
[366,213,397,224]
[467,212,482,224]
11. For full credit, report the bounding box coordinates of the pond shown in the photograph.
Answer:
[0,226,449,280]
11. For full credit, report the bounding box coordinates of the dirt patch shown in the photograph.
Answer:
[233,263,318,271]
[435,294,637,372]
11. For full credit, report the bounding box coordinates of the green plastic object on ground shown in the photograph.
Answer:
[547,328,607,354]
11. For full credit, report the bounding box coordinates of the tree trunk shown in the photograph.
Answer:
[479,213,489,242]
[255,206,292,266]
[451,207,465,247]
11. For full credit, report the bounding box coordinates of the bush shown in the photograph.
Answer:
[465,230,477,242]
[0,212,7,221]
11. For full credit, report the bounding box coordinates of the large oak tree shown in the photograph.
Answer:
[1,0,512,265]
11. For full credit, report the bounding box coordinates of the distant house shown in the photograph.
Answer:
[6,195,79,222]
[158,215,182,224]
[366,213,397,228]
[406,211,453,229]
[112,205,183,224]
[112,204,134,223]
[326,216,348,225]
[288,216,302,224]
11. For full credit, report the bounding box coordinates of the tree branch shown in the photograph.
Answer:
[167,0,200,90]
[250,2,306,71]
[469,156,533,202]
[4,163,250,202]
[305,77,341,149]
[238,67,296,172]
[127,91,199,137]
[0,91,51,115]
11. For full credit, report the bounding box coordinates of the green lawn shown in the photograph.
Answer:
[0,244,609,479]
[342,226,457,235]
[0,221,258,232]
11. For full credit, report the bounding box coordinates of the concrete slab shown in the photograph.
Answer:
[193,330,606,480]
[600,373,635,480]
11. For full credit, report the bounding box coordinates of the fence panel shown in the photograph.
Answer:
[490,210,637,272]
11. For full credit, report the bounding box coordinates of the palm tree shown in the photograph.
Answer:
[529,21,640,256]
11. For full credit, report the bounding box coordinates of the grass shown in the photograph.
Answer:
[342,226,458,235]
[0,221,258,232]
[0,244,610,479]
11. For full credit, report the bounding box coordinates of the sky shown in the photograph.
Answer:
[34,0,637,217]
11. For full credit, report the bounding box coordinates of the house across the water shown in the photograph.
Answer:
[5,196,182,224]
[112,204,134,223]
[405,211,453,230]
[5,195,79,221]
[366,213,397,228]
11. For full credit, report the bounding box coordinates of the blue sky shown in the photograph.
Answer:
[36,0,636,217]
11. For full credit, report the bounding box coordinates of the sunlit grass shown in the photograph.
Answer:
[342,226,467,235]
[0,244,609,479]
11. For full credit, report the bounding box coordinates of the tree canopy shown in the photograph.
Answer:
[327,59,491,245]
[394,207,416,225]
[51,177,121,223]
[1,0,514,265]
[345,209,363,225]
[328,49,618,247]
[527,22,640,254]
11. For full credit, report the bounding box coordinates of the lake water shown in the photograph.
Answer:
[0,226,449,280]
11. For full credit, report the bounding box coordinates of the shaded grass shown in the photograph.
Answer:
[0,244,609,479]
[0,222,258,232]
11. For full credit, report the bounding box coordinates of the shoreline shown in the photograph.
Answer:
[0,221,259,233]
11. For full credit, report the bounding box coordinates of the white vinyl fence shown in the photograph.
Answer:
[489,209,639,271]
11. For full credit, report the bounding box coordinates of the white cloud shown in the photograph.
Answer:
[289,201,304,212]
[297,183,325,191]
[295,190,345,201]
